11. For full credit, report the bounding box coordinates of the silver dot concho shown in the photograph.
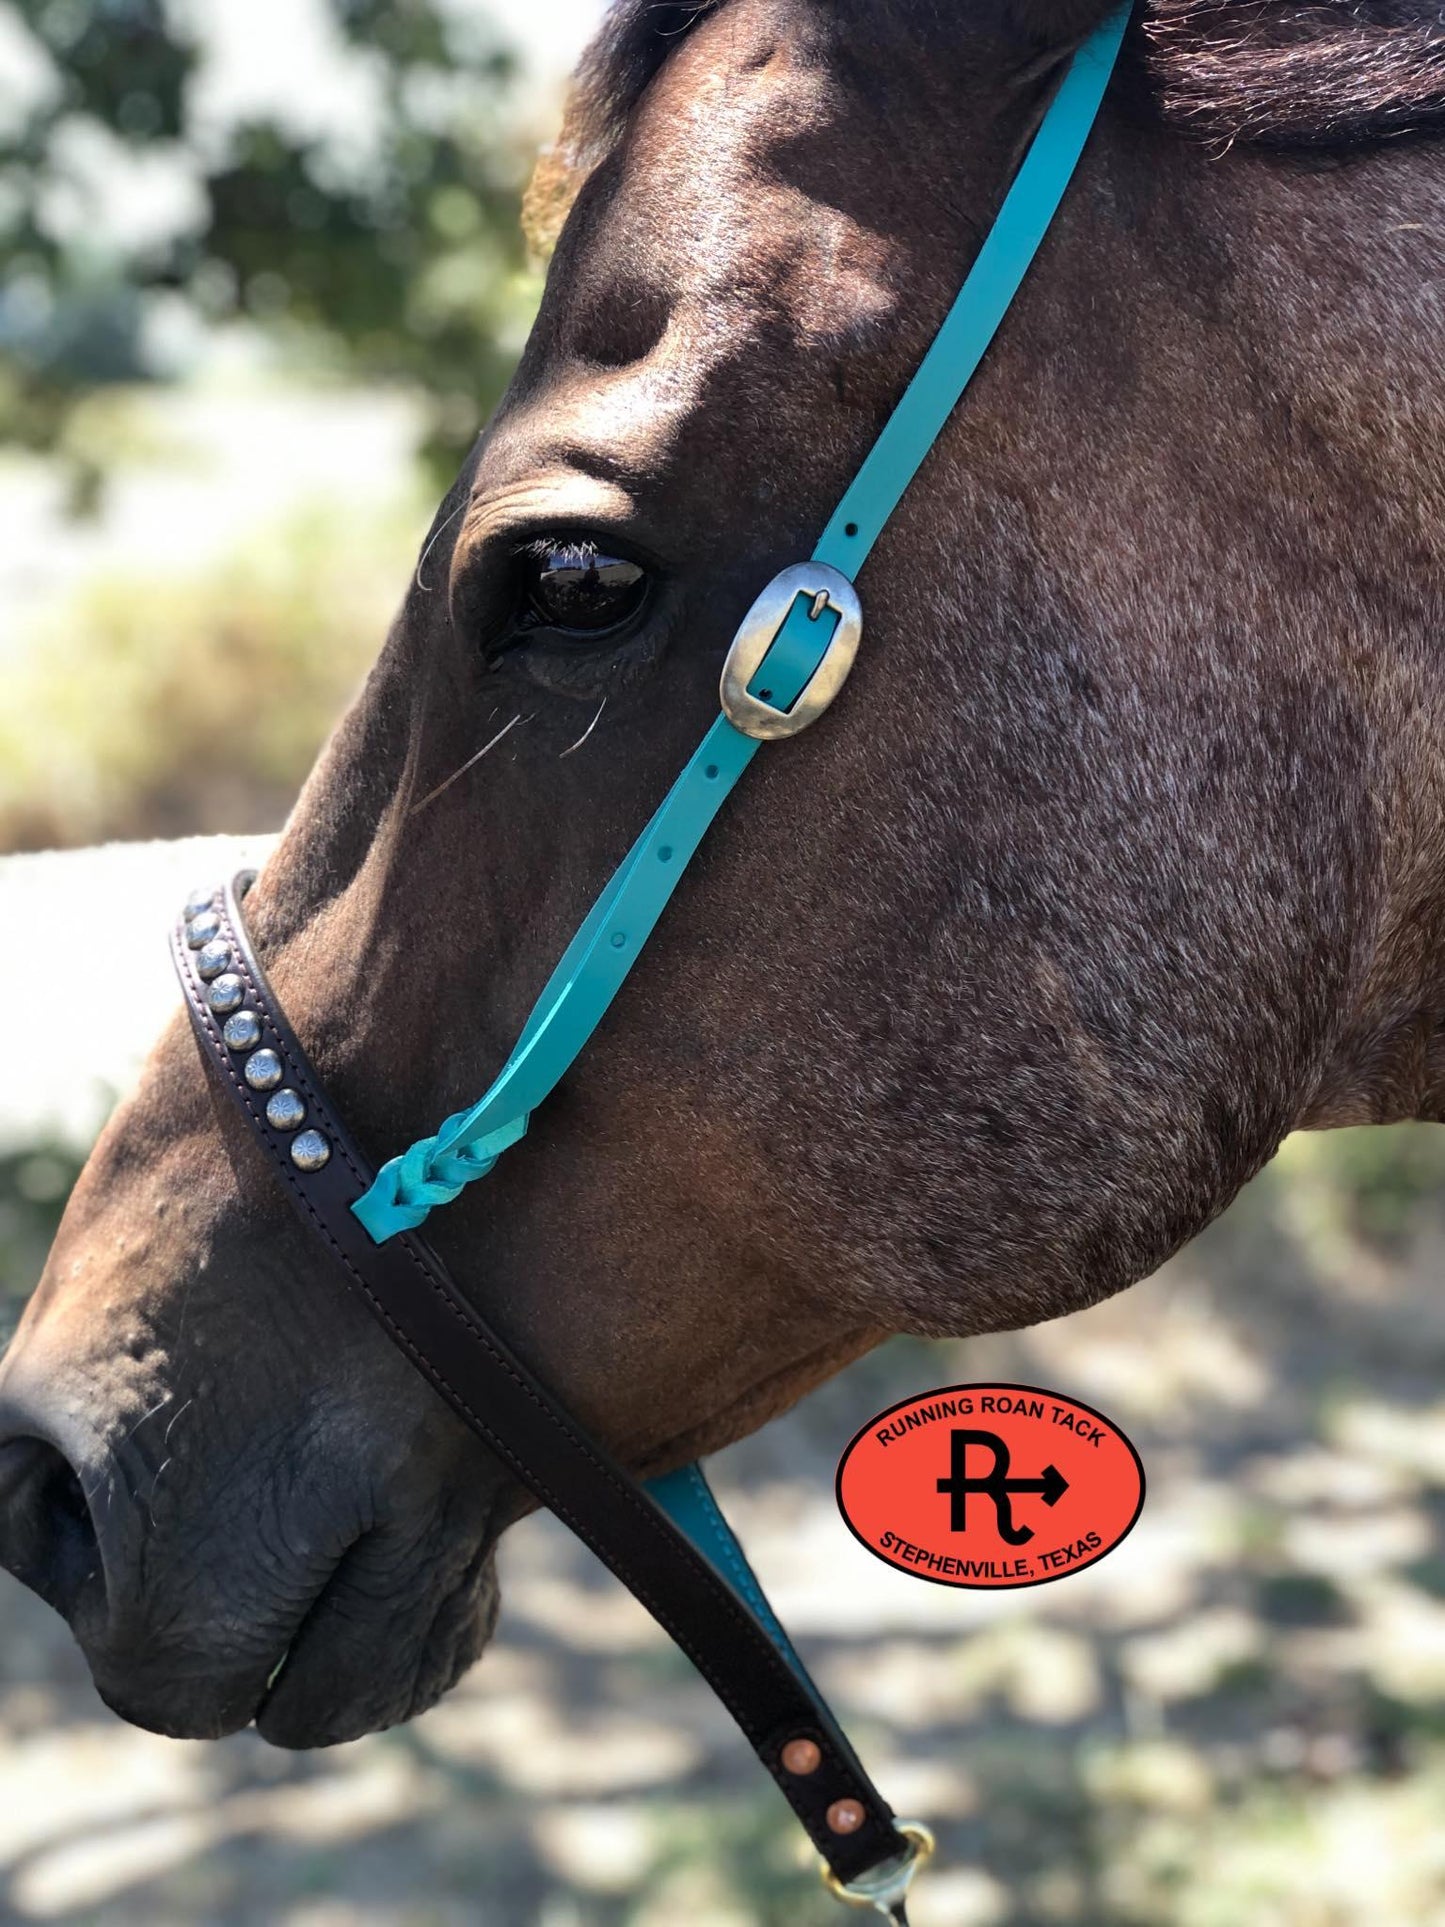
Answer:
[207,973,245,1016]
[266,1088,306,1132]
[183,893,331,1177]
[185,910,222,949]
[222,1010,262,1052]
[195,940,232,982]
[290,1129,331,1173]
[242,1048,283,1092]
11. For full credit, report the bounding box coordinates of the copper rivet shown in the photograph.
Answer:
[781,1739,821,1776]
[826,1798,865,1835]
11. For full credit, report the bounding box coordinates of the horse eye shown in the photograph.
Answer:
[524,544,648,634]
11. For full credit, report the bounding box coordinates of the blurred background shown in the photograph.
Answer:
[5,3,1445,1922]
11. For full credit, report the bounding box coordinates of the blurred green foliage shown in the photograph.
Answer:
[0,1139,83,1347]
[0,0,536,504]
[0,491,421,848]
[1301,1123,1445,1250]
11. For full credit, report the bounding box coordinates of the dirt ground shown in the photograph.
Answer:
[4,1129,1445,1926]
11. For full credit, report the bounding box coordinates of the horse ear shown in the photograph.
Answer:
[523,0,725,263]
[522,75,609,265]
[522,121,584,265]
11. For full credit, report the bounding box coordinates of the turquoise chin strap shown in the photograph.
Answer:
[353,5,1127,1245]
[352,3,1127,1736]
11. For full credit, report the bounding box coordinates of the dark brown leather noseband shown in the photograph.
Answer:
[172,873,914,1903]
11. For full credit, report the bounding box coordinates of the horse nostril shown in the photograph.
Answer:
[0,1436,101,1621]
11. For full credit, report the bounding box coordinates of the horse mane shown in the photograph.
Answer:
[570,0,1445,151]
[1148,0,1445,146]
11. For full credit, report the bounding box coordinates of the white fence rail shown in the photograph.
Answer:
[0,835,278,1153]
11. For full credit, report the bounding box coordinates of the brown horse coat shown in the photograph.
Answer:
[2,0,1444,1749]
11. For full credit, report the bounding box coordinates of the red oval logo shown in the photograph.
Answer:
[836,1382,1145,1589]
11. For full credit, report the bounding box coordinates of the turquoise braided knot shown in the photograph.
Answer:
[353,1111,528,1240]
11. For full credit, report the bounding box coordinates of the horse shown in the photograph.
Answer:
[2,0,1443,1799]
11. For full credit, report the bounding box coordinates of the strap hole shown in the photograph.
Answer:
[844,521,858,537]
[657,845,673,862]
[704,763,719,780]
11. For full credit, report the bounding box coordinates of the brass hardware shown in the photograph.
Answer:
[720,562,863,740]
[822,1820,935,1919]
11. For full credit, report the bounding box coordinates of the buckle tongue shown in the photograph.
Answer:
[822,1820,935,1919]
[720,561,862,740]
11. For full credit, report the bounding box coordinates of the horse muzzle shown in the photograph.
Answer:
[0,1315,508,1748]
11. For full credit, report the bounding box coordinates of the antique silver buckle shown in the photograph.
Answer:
[719,562,863,740]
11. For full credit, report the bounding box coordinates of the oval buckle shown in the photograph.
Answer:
[720,562,862,741]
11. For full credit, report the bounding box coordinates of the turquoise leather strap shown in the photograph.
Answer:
[646,1463,812,1681]
[352,6,1127,1244]
[815,7,1129,574]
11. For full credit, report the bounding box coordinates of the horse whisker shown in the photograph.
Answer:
[122,1392,172,1448]
[414,498,467,593]
[409,713,531,817]
[560,698,607,757]
[148,1457,172,1528]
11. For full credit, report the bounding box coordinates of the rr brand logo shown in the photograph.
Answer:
[835,1383,1145,1589]
[936,1430,1069,1544]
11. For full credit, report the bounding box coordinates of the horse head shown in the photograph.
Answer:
[2,0,1440,1754]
